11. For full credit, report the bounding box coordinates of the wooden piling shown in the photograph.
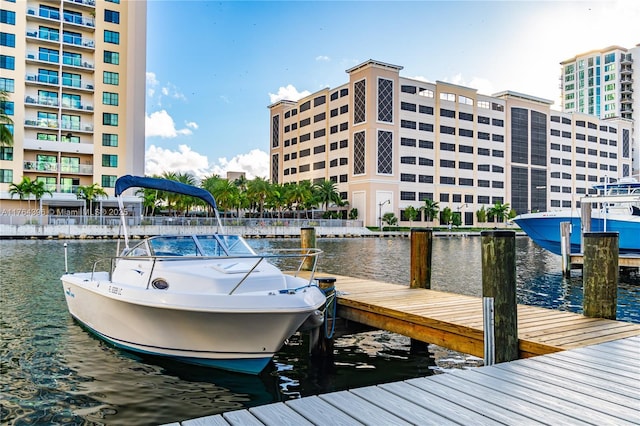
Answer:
[481,230,518,363]
[409,228,433,352]
[560,222,572,277]
[583,232,618,320]
[300,227,316,271]
[580,202,592,252]
[410,228,432,289]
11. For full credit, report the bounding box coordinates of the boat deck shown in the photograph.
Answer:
[168,335,640,425]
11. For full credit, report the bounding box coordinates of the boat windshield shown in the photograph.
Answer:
[198,235,256,256]
[125,235,257,257]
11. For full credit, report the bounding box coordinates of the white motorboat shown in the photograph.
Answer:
[60,175,327,374]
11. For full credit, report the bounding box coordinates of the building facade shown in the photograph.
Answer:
[560,45,639,173]
[0,0,146,216]
[269,60,634,227]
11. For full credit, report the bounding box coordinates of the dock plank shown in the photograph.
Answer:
[382,379,539,425]
[248,403,313,426]
[473,365,640,421]
[408,374,583,425]
[285,396,362,426]
[319,390,412,425]
[222,409,264,426]
[349,386,460,426]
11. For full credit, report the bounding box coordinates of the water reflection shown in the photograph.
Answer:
[1,236,638,425]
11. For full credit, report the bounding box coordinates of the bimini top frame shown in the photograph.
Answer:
[114,175,224,249]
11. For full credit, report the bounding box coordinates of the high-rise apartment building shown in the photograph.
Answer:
[269,60,634,227]
[0,0,146,216]
[560,44,639,173]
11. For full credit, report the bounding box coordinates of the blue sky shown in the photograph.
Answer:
[144,0,639,180]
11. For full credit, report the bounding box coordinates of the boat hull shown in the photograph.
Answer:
[61,272,325,374]
[514,211,640,255]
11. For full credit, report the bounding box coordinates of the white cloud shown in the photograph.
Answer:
[268,84,311,104]
[146,72,159,97]
[210,149,270,180]
[441,73,497,97]
[316,55,330,62]
[185,121,198,130]
[146,110,193,138]
[145,144,210,178]
[145,146,269,181]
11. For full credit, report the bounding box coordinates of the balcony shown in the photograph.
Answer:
[621,86,633,95]
[620,54,633,65]
[26,51,59,65]
[62,56,95,70]
[23,161,94,175]
[25,118,58,129]
[24,119,94,133]
[26,6,61,22]
[25,95,59,108]
[62,11,95,28]
[621,66,633,75]
[621,95,633,104]
[23,138,94,155]
[24,160,58,173]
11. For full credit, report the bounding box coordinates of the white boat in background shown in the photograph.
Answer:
[514,178,640,256]
[60,175,327,374]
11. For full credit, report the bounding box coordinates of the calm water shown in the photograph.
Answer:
[1,236,638,425]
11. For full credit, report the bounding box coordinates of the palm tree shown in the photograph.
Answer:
[0,90,14,147]
[313,180,341,213]
[488,201,511,225]
[30,179,52,224]
[77,183,107,216]
[421,198,439,223]
[9,177,34,209]
[404,205,419,227]
[246,177,271,218]
[286,181,313,218]
[136,187,161,216]
[476,206,487,224]
[440,207,453,228]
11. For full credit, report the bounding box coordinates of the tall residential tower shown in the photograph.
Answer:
[0,0,146,216]
[560,44,639,172]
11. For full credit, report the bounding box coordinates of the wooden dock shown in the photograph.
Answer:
[168,335,640,425]
[329,274,640,358]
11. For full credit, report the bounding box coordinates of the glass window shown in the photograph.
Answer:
[0,169,13,183]
[102,133,119,147]
[102,154,118,167]
[104,51,120,65]
[0,54,15,70]
[0,146,13,161]
[102,175,117,188]
[0,32,15,47]
[103,113,118,126]
[62,72,81,88]
[104,30,120,44]
[103,71,119,85]
[102,92,119,106]
[105,10,120,24]
[0,9,16,25]
[0,77,14,92]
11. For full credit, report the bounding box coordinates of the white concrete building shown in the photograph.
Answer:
[269,60,634,227]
